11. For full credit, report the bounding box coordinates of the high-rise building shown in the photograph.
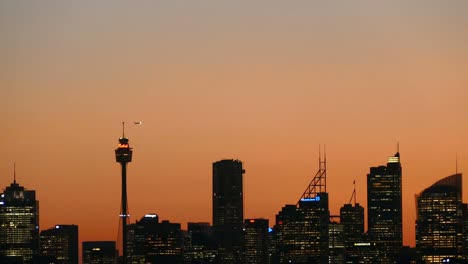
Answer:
[127,214,183,264]
[329,216,345,264]
[416,173,464,263]
[40,224,78,264]
[212,159,245,263]
[184,222,217,264]
[244,219,269,264]
[0,173,39,264]
[340,203,366,262]
[340,203,364,246]
[275,193,330,264]
[367,151,402,263]
[82,241,117,264]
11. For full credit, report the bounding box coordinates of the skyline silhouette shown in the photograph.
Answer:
[2,1,468,250]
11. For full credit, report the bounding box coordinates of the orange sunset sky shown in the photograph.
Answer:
[1,1,468,248]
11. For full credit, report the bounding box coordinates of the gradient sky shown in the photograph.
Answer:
[1,1,468,248]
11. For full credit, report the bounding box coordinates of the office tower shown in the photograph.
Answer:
[244,219,269,264]
[340,203,364,246]
[0,169,39,264]
[212,159,245,263]
[82,241,117,264]
[464,203,468,259]
[275,194,330,264]
[367,151,402,263]
[340,203,366,263]
[416,173,464,263]
[115,122,133,264]
[329,216,345,264]
[275,149,330,264]
[40,225,78,264]
[127,214,183,264]
[184,222,217,264]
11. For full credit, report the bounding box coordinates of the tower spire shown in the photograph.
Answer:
[122,122,125,138]
[13,162,16,184]
[456,152,458,175]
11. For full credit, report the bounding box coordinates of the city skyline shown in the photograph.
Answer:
[2,1,468,250]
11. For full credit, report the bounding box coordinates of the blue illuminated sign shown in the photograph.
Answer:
[268,227,273,233]
[300,196,321,202]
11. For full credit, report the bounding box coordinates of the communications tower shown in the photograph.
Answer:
[115,122,133,264]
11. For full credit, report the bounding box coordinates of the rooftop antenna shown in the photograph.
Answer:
[348,179,357,205]
[397,141,399,153]
[298,144,327,204]
[13,162,16,184]
[456,152,458,175]
[122,122,126,138]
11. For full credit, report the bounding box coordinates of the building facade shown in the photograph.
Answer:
[184,222,217,264]
[416,173,464,263]
[82,241,117,264]
[127,214,183,264]
[367,152,402,263]
[212,159,245,263]
[40,224,78,264]
[0,180,39,263]
[275,193,329,264]
[244,219,269,264]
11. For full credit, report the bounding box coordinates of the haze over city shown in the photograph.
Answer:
[2,0,468,250]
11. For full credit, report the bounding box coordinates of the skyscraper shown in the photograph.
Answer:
[340,203,366,263]
[275,194,330,264]
[40,224,78,264]
[184,222,217,264]
[244,219,269,264]
[127,214,184,264]
[0,171,39,264]
[340,203,364,246]
[367,151,402,263]
[212,159,245,263]
[82,241,117,264]
[416,173,464,263]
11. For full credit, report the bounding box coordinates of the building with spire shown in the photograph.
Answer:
[274,147,329,263]
[367,151,402,263]
[0,165,39,263]
[416,173,464,263]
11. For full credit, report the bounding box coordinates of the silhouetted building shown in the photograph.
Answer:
[244,219,269,264]
[184,222,217,264]
[416,173,464,263]
[340,203,365,263]
[40,224,78,264]
[0,178,39,263]
[329,216,345,264]
[464,203,468,259]
[82,241,117,264]
[212,159,245,263]
[367,151,402,263]
[275,193,329,264]
[127,214,183,264]
[344,242,379,264]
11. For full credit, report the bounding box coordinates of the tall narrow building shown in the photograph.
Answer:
[416,173,464,263]
[212,159,245,264]
[367,151,402,263]
[244,219,269,264]
[40,225,78,264]
[0,170,39,264]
